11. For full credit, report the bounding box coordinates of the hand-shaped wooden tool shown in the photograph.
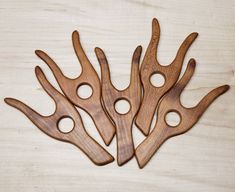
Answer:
[95,46,142,166]
[135,18,198,136]
[135,59,229,168]
[35,31,115,146]
[4,66,114,166]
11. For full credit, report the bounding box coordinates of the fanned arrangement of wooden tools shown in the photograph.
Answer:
[4,18,229,168]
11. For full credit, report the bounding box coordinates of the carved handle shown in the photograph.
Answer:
[89,104,115,144]
[136,18,198,136]
[116,119,134,166]
[135,125,167,168]
[71,131,114,166]
[34,31,116,146]
[135,60,230,168]
[4,66,115,166]
[135,93,160,135]
[95,46,142,166]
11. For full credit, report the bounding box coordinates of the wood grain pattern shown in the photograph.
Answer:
[35,31,115,146]
[135,59,229,168]
[95,46,142,166]
[135,18,198,136]
[1,0,235,191]
[4,66,114,166]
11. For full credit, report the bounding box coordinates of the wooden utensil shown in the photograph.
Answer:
[35,31,115,146]
[4,66,114,166]
[135,18,198,136]
[135,59,229,168]
[95,46,142,166]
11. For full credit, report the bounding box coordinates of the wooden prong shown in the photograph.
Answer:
[4,95,115,166]
[171,32,198,67]
[95,47,115,91]
[4,97,53,135]
[4,97,44,121]
[136,17,198,136]
[170,58,196,96]
[192,85,230,117]
[36,33,116,146]
[149,18,160,54]
[34,66,63,102]
[130,45,142,89]
[72,30,94,73]
[35,50,65,82]
[97,47,141,166]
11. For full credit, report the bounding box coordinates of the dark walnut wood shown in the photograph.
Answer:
[5,66,114,166]
[135,59,230,168]
[135,18,198,136]
[95,46,142,166]
[34,31,115,146]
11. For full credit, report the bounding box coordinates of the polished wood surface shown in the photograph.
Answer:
[35,31,115,146]
[5,67,114,166]
[135,18,198,136]
[95,46,142,166]
[135,60,229,168]
[1,0,235,191]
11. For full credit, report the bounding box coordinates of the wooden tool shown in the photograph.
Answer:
[135,18,198,136]
[4,66,114,166]
[135,59,229,168]
[35,31,115,146]
[95,46,142,166]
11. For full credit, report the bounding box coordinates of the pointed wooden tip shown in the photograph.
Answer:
[152,18,159,26]
[136,45,142,54]
[35,65,42,76]
[221,84,230,92]
[192,32,198,38]
[95,47,107,65]
[4,98,19,109]
[189,58,196,68]
[72,30,80,39]
[94,47,103,55]
[35,49,46,58]
[4,97,13,105]
[152,18,160,36]
[132,45,142,64]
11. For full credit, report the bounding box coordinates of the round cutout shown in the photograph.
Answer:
[165,111,181,127]
[115,99,131,114]
[150,73,165,87]
[77,84,93,99]
[58,117,74,133]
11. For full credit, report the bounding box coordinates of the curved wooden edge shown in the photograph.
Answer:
[96,46,142,166]
[4,67,114,166]
[135,59,230,168]
[136,17,198,136]
[35,30,116,146]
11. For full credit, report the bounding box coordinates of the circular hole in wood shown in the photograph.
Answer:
[150,73,165,87]
[114,99,131,114]
[58,117,74,133]
[165,111,181,127]
[77,84,93,99]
